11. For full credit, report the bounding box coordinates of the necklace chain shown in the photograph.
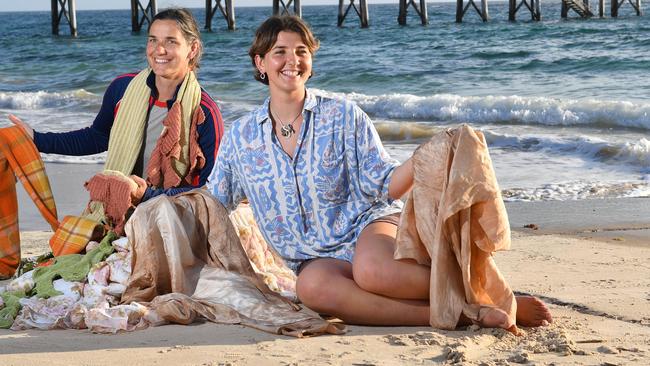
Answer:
[270,104,301,139]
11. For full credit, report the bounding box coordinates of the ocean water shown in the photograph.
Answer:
[1,3,649,202]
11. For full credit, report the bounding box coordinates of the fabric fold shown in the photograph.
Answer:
[0,126,59,277]
[121,189,345,337]
[395,125,516,329]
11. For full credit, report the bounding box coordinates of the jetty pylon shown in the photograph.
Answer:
[205,0,235,31]
[509,0,541,21]
[456,0,489,22]
[51,0,77,37]
[130,0,158,32]
[398,0,429,25]
[337,0,369,27]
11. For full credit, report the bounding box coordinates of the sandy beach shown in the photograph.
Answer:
[1,162,648,365]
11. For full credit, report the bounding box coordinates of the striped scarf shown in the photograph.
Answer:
[105,68,202,179]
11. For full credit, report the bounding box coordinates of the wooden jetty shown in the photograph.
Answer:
[49,0,645,37]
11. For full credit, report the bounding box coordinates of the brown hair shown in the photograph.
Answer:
[149,8,203,70]
[248,16,320,85]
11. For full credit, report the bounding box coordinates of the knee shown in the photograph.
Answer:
[296,271,339,312]
[352,260,387,294]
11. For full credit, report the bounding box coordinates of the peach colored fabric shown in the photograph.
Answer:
[395,125,516,330]
[145,103,206,189]
[121,189,345,337]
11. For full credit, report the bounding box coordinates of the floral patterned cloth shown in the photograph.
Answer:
[207,90,402,272]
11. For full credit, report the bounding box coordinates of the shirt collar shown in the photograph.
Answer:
[255,89,317,125]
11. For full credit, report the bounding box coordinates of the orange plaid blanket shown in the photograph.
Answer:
[0,127,102,278]
[0,126,58,277]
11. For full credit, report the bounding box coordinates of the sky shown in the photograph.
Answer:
[1,0,400,12]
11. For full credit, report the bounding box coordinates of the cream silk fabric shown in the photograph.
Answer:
[395,125,516,330]
[121,189,345,337]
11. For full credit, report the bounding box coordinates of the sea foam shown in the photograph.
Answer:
[313,89,650,130]
[0,90,97,110]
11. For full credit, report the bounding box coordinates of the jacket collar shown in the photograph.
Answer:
[146,70,184,108]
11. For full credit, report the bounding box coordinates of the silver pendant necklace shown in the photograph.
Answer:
[270,105,301,139]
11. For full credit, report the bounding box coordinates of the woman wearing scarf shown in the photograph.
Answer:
[1,8,223,278]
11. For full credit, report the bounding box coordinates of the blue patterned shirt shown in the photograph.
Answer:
[207,90,402,271]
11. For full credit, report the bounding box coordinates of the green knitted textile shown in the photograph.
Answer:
[0,291,26,329]
[31,231,117,299]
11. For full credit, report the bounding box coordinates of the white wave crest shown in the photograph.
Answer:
[312,89,650,130]
[0,90,97,110]
[502,181,650,202]
[484,131,650,169]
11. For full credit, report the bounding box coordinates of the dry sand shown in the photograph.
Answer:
[1,230,648,365]
[3,163,649,365]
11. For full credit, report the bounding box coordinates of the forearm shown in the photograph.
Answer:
[140,185,197,202]
[34,127,109,155]
[388,157,414,200]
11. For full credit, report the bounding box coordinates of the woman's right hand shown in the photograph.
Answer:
[8,114,34,139]
[129,175,148,205]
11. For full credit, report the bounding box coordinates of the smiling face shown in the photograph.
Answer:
[255,31,313,98]
[146,19,197,82]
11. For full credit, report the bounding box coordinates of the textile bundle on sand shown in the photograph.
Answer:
[0,192,341,336]
[121,190,342,337]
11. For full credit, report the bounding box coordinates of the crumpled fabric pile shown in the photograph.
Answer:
[0,203,317,334]
[2,235,137,332]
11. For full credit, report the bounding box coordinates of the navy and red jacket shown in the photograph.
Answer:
[33,71,224,202]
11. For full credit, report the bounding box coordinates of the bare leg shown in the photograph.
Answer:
[352,221,430,300]
[298,221,551,329]
[296,258,429,325]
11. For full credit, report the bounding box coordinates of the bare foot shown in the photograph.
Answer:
[458,306,522,335]
[516,295,552,327]
[479,307,516,328]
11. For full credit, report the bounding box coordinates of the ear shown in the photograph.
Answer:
[188,40,199,60]
[254,54,265,74]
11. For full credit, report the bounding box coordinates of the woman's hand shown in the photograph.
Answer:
[130,175,148,205]
[8,114,34,139]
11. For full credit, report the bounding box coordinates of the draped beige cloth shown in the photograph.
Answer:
[121,189,345,337]
[395,125,516,330]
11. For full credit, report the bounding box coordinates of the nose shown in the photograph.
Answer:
[287,51,299,65]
